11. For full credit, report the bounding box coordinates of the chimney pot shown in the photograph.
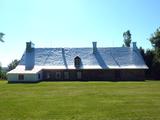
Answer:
[92,42,97,54]
[132,42,137,49]
[26,41,35,52]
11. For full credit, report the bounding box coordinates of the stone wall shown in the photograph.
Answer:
[42,69,146,81]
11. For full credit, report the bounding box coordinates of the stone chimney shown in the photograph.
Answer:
[92,42,97,54]
[132,42,137,50]
[26,41,35,52]
[25,41,35,70]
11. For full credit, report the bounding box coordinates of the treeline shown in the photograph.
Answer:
[124,27,160,79]
[140,27,160,79]
[0,60,19,80]
[0,66,7,79]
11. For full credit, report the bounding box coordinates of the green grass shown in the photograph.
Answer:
[0,80,160,120]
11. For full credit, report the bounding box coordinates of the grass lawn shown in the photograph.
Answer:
[0,80,160,120]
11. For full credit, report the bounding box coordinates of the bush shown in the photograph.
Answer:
[0,66,7,80]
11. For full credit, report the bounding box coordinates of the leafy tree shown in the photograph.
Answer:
[145,49,154,67]
[0,33,6,79]
[8,59,20,71]
[139,27,160,79]
[150,27,160,63]
[149,27,160,79]
[139,47,156,79]
[123,30,132,47]
[0,66,7,80]
[150,27,160,49]
[0,66,2,77]
[145,49,155,78]
[0,32,5,42]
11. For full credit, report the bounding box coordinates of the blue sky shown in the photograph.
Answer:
[0,0,160,67]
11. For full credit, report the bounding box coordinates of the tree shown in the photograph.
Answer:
[123,30,132,47]
[0,32,5,42]
[8,59,20,71]
[0,65,7,80]
[150,27,160,49]
[149,27,160,79]
[149,27,160,62]
[145,49,155,78]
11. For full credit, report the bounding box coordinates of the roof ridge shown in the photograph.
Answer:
[35,47,128,49]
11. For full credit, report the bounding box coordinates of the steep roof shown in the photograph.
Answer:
[18,47,148,70]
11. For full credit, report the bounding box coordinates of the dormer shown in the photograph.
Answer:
[74,56,81,68]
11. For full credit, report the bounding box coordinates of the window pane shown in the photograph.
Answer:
[18,74,24,80]
[77,72,82,79]
[56,72,61,79]
[38,74,41,79]
[64,72,69,79]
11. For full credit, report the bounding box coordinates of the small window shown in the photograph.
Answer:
[115,70,121,80]
[74,56,81,68]
[64,72,69,79]
[18,74,24,80]
[55,72,61,80]
[47,73,51,79]
[38,74,41,79]
[77,71,82,79]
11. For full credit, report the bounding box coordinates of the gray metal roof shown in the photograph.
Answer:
[19,47,148,69]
